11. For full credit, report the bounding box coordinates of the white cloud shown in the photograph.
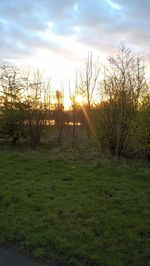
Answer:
[0,0,150,75]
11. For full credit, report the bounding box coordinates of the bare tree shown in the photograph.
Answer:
[97,44,146,156]
[54,89,65,144]
[79,52,100,108]
[79,52,100,138]
[24,70,51,148]
[68,71,80,145]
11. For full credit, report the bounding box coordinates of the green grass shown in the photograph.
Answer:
[0,149,149,265]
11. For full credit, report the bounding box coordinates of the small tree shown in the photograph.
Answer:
[79,52,100,137]
[136,91,150,160]
[97,44,146,156]
[24,71,51,148]
[54,89,65,144]
[79,52,100,108]
[0,65,25,144]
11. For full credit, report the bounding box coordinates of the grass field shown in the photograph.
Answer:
[0,149,149,265]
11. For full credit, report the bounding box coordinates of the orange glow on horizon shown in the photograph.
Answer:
[64,94,85,110]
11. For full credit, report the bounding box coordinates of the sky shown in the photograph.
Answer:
[0,0,150,89]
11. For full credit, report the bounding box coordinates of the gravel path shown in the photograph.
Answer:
[0,246,58,266]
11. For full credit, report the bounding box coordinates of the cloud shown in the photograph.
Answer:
[0,0,150,64]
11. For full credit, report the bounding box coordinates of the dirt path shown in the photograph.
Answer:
[0,246,58,266]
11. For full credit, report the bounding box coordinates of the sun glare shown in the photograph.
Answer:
[76,95,84,105]
[63,95,84,110]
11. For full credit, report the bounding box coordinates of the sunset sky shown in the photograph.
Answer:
[0,0,150,89]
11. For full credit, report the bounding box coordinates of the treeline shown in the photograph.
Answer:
[0,44,150,160]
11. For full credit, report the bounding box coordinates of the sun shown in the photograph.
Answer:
[63,94,84,110]
[64,95,84,110]
[76,95,84,105]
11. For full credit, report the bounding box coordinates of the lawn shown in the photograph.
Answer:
[0,149,149,265]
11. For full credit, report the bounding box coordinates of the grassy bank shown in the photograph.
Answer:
[0,149,149,265]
